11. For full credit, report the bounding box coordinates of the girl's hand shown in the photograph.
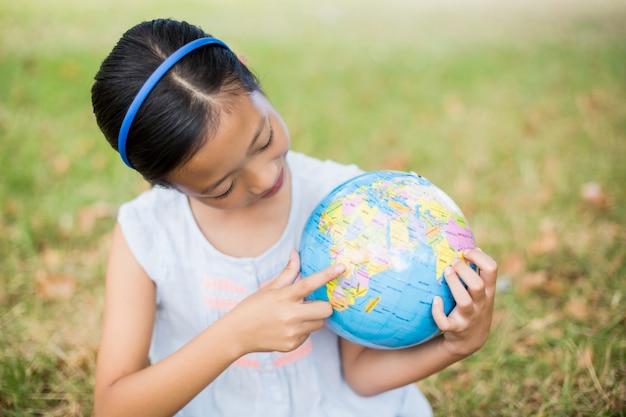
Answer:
[225,250,344,355]
[432,248,498,358]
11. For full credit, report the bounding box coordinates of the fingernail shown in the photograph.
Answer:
[444,266,454,276]
[334,263,346,273]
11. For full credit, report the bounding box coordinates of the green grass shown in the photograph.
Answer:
[1,0,625,415]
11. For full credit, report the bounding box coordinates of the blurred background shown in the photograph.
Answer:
[1,0,625,415]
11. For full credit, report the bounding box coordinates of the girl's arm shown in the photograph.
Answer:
[340,248,498,396]
[94,224,344,417]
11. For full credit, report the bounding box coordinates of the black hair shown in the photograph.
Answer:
[91,19,262,186]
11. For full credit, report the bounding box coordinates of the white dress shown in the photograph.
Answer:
[118,151,433,417]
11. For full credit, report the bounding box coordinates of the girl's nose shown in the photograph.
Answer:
[247,158,278,195]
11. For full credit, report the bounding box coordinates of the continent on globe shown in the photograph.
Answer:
[300,171,476,349]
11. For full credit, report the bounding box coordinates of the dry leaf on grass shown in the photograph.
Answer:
[565,298,590,321]
[501,251,526,277]
[381,153,410,171]
[77,202,117,233]
[529,220,558,255]
[580,182,611,211]
[528,313,559,331]
[578,347,594,369]
[35,269,76,300]
[52,155,71,175]
[40,247,63,267]
[516,270,548,294]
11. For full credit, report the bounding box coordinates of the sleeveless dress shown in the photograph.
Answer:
[118,151,433,417]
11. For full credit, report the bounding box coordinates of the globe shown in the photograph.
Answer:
[299,170,476,349]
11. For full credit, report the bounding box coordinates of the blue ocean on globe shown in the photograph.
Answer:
[299,170,476,349]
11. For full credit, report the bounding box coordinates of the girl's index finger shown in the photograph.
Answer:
[295,263,346,299]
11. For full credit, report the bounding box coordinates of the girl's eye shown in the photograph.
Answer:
[210,125,272,200]
[259,127,274,151]
[213,182,235,199]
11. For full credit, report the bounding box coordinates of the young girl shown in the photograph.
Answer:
[91,19,498,417]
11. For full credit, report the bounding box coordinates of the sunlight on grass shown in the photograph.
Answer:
[1,0,625,415]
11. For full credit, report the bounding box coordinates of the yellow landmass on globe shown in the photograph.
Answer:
[327,246,391,311]
[389,216,410,247]
[418,200,460,279]
[432,239,458,280]
[365,296,381,313]
[326,276,370,311]
[422,200,451,223]
[320,192,466,311]
[357,200,379,228]
[329,295,351,311]
[319,199,343,233]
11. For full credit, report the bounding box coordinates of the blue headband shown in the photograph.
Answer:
[117,37,231,169]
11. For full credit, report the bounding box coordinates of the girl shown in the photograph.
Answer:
[91,18,498,417]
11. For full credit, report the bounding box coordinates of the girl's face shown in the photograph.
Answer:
[168,91,291,211]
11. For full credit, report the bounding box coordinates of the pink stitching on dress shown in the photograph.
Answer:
[232,355,261,369]
[272,339,313,368]
[203,296,240,311]
[203,277,248,295]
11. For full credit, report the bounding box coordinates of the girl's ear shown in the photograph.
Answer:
[237,54,248,66]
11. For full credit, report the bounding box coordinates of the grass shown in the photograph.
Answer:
[1,0,625,415]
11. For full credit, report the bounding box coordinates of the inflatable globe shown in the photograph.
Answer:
[299,170,476,349]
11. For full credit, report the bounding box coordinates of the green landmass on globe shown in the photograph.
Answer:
[300,170,476,349]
